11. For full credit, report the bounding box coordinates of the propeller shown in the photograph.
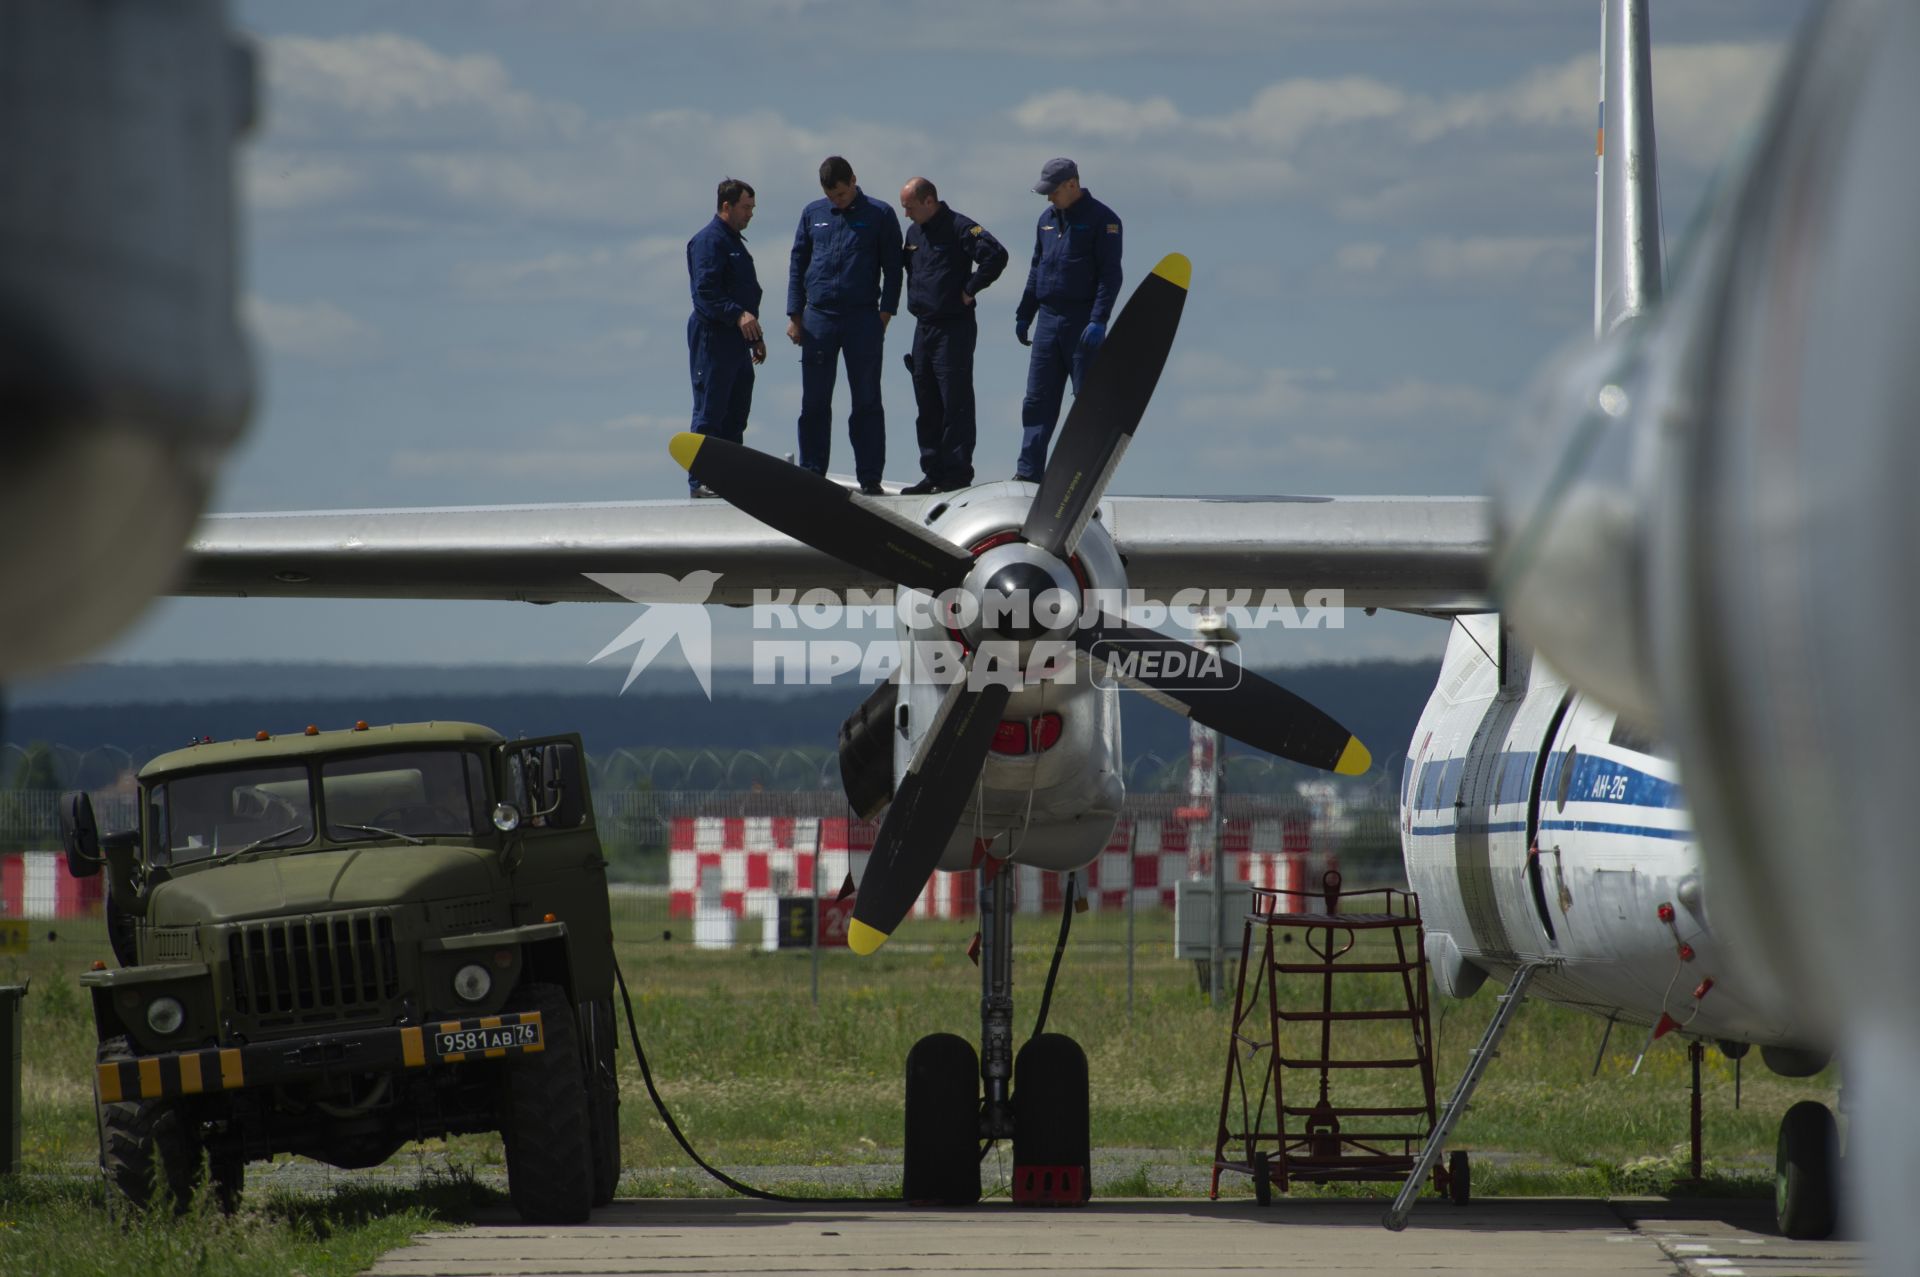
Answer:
[1020,255,1190,559]
[668,251,1370,953]
[844,676,1012,955]
[669,434,973,593]
[1073,612,1369,776]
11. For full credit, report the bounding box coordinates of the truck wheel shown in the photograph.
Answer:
[500,984,594,1223]
[97,1037,204,1214]
[582,996,622,1206]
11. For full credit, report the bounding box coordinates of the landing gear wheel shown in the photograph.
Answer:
[1447,1149,1471,1205]
[583,996,622,1206]
[96,1038,204,1215]
[904,1033,981,1205]
[1776,1100,1837,1240]
[499,984,594,1223]
[1012,1033,1091,1203]
[1252,1151,1272,1206]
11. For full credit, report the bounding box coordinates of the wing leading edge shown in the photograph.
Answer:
[177,494,1490,612]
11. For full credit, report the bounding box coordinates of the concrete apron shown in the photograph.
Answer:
[368,1196,1866,1277]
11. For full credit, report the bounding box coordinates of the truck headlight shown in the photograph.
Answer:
[146,996,185,1035]
[452,963,492,1003]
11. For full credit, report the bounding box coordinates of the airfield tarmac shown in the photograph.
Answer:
[369,1197,1863,1276]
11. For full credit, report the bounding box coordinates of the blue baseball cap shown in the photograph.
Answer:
[1032,157,1078,194]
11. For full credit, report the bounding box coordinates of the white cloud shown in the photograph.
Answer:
[245,155,363,211]
[1410,234,1584,284]
[1204,76,1410,150]
[1334,242,1386,273]
[446,328,659,377]
[1009,39,1781,176]
[453,237,687,303]
[1413,40,1784,165]
[265,33,583,142]
[1011,90,1184,140]
[1166,357,1507,489]
[245,297,377,361]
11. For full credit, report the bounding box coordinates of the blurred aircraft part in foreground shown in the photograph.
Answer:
[0,0,256,677]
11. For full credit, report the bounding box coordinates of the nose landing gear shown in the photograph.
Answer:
[902,863,1091,1205]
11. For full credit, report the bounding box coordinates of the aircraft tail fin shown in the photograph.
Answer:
[1594,0,1665,337]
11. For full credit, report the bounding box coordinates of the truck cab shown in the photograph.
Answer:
[63,721,621,1222]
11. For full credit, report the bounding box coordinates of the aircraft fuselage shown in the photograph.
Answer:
[1402,614,1806,1051]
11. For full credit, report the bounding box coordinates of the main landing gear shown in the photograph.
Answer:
[1774,1099,1838,1240]
[903,864,1091,1206]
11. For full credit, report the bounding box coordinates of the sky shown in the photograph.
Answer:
[77,0,1811,693]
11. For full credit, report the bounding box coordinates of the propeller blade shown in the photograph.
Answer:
[848,674,1013,955]
[1020,253,1190,560]
[1074,614,1370,776]
[670,433,973,594]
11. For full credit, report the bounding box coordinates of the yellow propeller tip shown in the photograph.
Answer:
[1334,736,1372,777]
[668,432,704,473]
[1151,253,1192,291]
[847,918,889,956]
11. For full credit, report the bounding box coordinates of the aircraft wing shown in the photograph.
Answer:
[177,494,1489,612]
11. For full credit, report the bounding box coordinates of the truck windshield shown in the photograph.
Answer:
[152,765,315,866]
[321,750,484,842]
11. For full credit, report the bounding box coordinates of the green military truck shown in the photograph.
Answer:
[58,721,621,1222]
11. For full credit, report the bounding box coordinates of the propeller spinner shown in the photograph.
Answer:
[671,252,1369,953]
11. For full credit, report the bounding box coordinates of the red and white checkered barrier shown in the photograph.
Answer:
[668,815,881,925]
[668,810,1331,925]
[0,851,104,920]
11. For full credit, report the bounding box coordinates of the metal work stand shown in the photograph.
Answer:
[1212,872,1445,1205]
[1383,959,1554,1230]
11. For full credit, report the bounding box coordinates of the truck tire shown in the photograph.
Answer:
[97,1037,204,1214]
[500,984,594,1224]
[583,996,622,1206]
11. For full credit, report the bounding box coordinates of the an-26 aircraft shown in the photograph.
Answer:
[170,0,1853,1238]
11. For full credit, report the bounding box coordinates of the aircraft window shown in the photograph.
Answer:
[322,750,484,841]
[152,765,314,865]
[1607,717,1662,757]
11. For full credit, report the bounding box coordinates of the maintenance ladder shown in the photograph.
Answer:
[1210,870,1456,1205]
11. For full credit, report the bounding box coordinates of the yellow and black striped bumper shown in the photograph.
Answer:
[96,1011,545,1104]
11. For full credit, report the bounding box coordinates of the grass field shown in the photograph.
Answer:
[1,908,1838,1271]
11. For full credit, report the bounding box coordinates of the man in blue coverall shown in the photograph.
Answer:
[898,176,1008,494]
[786,156,903,495]
[1013,158,1122,481]
[685,177,766,497]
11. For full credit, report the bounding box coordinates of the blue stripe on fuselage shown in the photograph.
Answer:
[1407,749,1683,815]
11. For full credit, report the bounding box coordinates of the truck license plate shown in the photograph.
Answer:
[434,1019,541,1057]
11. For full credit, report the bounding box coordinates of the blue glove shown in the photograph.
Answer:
[1078,321,1105,353]
[1015,317,1032,347]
